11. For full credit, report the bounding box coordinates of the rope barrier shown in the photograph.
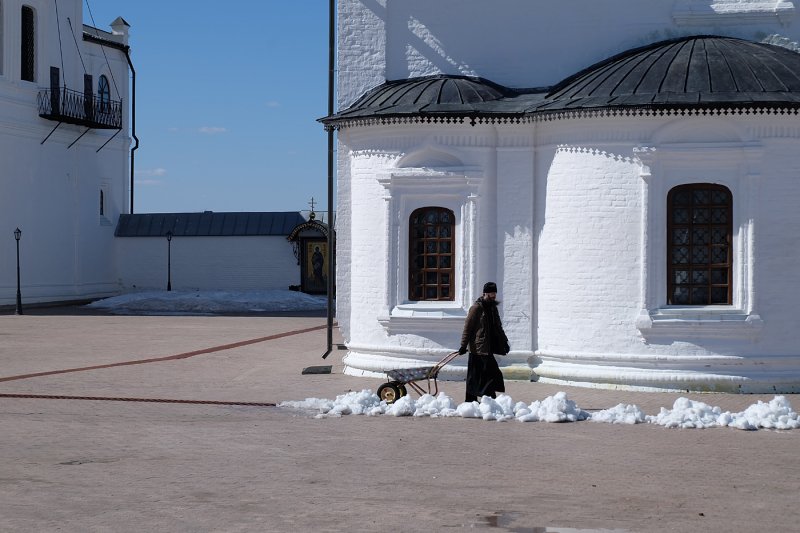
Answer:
[0,393,274,407]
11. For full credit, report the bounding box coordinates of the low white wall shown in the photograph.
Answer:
[115,236,300,291]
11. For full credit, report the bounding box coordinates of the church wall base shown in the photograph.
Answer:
[342,350,800,393]
[533,358,800,394]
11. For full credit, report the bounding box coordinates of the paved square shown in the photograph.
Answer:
[1,312,797,532]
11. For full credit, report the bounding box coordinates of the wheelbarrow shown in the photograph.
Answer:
[377,350,462,404]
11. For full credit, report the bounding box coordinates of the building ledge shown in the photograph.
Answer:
[378,302,466,334]
[636,307,763,339]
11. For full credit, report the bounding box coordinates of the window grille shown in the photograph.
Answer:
[409,207,455,301]
[667,184,732,305]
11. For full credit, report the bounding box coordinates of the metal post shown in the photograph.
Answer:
[14,228,22,315]
[322,0,336,359]
[166,231,172,291]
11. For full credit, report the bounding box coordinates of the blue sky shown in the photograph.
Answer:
[85,2,332,217]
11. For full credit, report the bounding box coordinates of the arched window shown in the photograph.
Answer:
[21,5,35,82]
[98,75,110,112]
[667,184,732,305]
[409,207,455,301]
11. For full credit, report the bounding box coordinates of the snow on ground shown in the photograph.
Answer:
[280,391,799,431]
[86,289,328,315]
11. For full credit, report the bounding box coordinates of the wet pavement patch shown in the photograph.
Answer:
[479,511,629,532]
[58,458,119,466]
[302,365,332,375]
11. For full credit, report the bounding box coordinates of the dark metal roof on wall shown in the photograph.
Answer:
[83,29,128,51]
[322,36,800,127]
[115,212,306,237]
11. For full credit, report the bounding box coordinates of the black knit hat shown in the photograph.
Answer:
[483,282,497,293]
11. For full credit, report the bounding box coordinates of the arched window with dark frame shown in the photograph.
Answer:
[98,75,110,112]
[668,184,732,305]
[20,5,35,82]
[409,207,455,301]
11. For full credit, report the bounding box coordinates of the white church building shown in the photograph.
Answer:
[324,0,800,393]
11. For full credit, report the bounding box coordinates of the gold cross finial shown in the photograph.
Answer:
[308,197,317,220]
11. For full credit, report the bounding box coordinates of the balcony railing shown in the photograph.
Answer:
[37,87,122,129]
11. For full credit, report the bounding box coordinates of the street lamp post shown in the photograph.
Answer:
[166,231,173,291]
[13,227,22,315]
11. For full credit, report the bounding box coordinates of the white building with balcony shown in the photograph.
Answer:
[0,0,131,307]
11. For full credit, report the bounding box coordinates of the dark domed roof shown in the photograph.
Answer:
[322,36,800,128]
[540,36,800,111]
[328,75,515,121]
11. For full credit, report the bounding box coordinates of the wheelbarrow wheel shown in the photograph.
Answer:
[377,382,402,404]
[398,384,408,397]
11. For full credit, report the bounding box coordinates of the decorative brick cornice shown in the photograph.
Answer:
[327,106,800,131]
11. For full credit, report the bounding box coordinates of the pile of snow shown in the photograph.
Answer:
[724,395,800,430]
[647,397,727,429]
[590,403,648,425]
[282,391,591,423]
[86,289,327,315]
[649,395,800,430]
[280,390,798,431]
[513,391,589,422]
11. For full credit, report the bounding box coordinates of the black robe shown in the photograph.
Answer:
[464,299,506,401]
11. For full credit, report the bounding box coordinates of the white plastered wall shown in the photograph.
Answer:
[115,237,300,292]
[532,113,800,392]
[338,123,535,378]
[338,112,800,392]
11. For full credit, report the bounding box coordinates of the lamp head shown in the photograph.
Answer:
[166,231,173,242]
[13,228,21,241]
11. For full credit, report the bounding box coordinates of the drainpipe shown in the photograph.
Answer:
[323,0,336,359]
[124,46,139,214]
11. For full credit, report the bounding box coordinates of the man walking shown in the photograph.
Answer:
[458,282,509,402]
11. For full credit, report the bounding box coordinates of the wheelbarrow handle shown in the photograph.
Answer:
[433,350,462,370]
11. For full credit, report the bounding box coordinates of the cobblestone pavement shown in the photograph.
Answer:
[1,312,797,532]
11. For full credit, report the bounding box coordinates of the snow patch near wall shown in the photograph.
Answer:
[281,391,798,431]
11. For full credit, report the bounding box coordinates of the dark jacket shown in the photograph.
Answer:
[460,297,509,356]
